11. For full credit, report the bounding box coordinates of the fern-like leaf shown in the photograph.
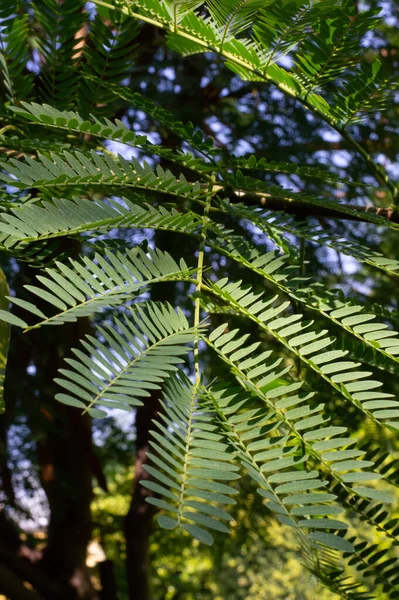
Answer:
[0,0,33,101]
[206,326,393,504]
[205,279,399,433]
[0,197,202,245]
[221,202,399,276]
[0,150,205,202]
[207,383,355,553]
[143,372,239,545]
[1,246,194,328]
[33,0,87,108]
[9,101,214,176]
[54,302,198,417]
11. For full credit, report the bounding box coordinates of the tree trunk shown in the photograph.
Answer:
[33,309,98,599]
[99,560,117,600]
[3,258,99,599]
[124,394,159,600]
[37,406,97,599]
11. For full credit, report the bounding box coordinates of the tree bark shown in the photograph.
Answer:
[32,298,98,599]
[3,256,99,599]
[37,406,97,600]
[124,394,160,600]
[99,560,117,600]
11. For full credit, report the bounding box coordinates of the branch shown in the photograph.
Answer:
[223,188,399,224]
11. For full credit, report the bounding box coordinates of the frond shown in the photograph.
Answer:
[207,383,354,553]
[0,197,202,245]
[89,79,220,160]
[343,537,399,598]
[142,372,239,545]
[223,202,399,278]
[105,0,396,196]
[0,129,74,162]
[204,330,399,585]
[205,326,394,506]
[301,541,375,600]
[332,481,399,547]
[0,0,33,102]
[33,0,87,108]
[205,279,399,433]
[209,228,399,369]
[357,440,399,491]
[252,1,314,72]
[0,151,205,202]
[304,295,399,366]
[9,101,215,176]
[0,237,66,268]
[333,60,397,128]
[79,9,140,115]
[54,302,198,417]
[207,0,266,49]
[11,101,147,143]
[164,0,204,25]
[217,174,391,226]
[1,246,194,328]
[295,3,379,96]
[227,154,366,188]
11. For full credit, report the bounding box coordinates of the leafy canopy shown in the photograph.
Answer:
[1,1,399,598]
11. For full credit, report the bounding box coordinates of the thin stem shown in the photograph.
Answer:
[296,238,306,377]
[299,238,306,278]
[209,185,399,225]
[193,175,214,384]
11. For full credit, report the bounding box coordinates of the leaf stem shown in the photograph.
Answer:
[299,238,306,278]
[296,238,306,378]
[193,175,214,384]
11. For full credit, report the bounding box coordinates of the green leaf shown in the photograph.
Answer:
[143,374,236,544]
[352,487,395,504]
[158,515,178,530]
[0,309,27,328]
[55,303,198,415]
[309,532,355,553]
